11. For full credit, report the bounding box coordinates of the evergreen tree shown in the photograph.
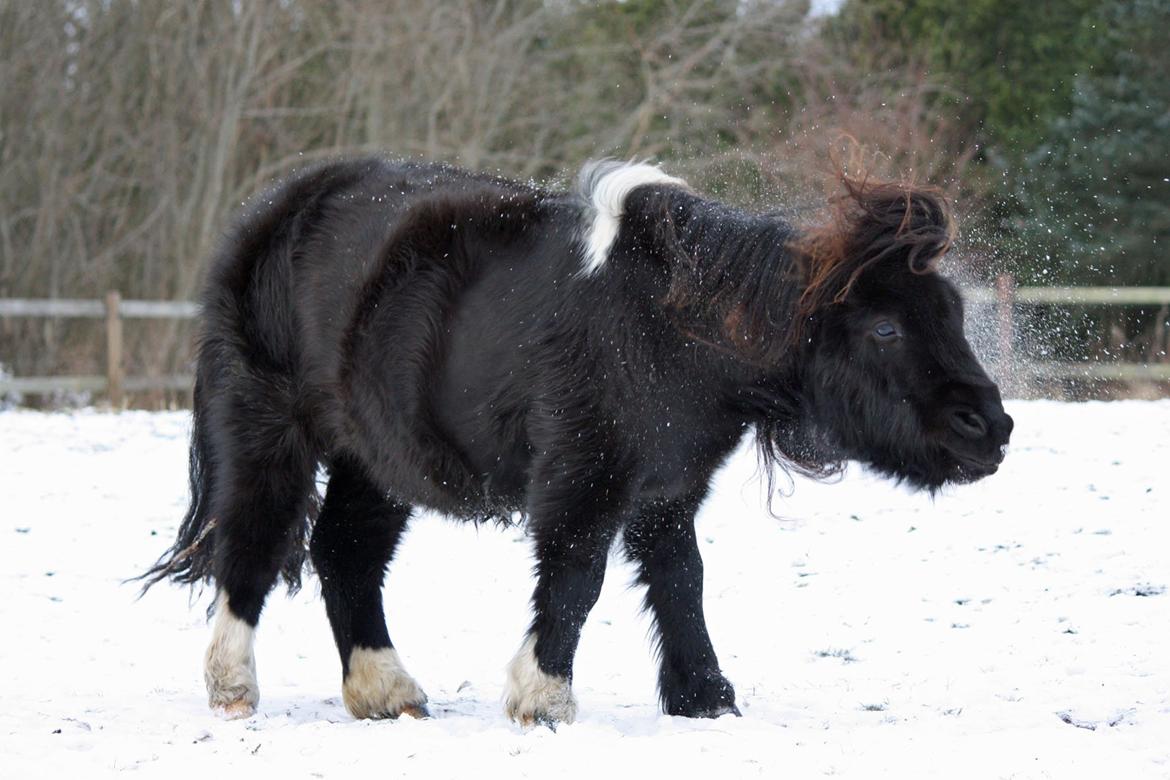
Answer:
[1013,0,1170,285]
[826,0,1106,158]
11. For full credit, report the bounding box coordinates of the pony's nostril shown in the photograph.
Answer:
[949,407,988,439]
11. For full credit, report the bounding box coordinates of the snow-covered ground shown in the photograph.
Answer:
[1,401,1167,779]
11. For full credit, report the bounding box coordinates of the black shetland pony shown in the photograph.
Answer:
[141,158,1012,725]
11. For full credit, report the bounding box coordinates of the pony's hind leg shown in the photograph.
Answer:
[504,458,623,726]
[309,457,427,719]
[203,416,318,719]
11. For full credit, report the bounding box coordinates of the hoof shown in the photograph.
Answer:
[505,692,577,728]
[505,636,577,727]
[213,698,257,720]
[343,647,429,720]
[691,703,741,719]
[397,703,431,720]
[205,594,259,718]
[663,670,738,719]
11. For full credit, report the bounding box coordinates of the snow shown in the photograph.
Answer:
[1,401,1167,779]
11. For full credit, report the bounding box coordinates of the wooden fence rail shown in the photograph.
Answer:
[2,278,1169,406]
[962,285,1170,305]
[964,279,1170,384]
[0,293,200,406]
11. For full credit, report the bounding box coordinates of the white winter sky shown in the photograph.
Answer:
[808,0,846,17]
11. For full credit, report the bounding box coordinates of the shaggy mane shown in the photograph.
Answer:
[618,172,954,369]
[791,176,955,341]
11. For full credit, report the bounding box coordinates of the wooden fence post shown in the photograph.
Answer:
[105,290,124,408]
[995,274,1016,391]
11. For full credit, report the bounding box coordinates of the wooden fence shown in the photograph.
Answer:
[963,280,1170,382]
[1,277,1169,406]
[0,293,199,406]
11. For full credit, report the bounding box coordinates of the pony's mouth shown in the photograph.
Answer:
[944,447,1005,483]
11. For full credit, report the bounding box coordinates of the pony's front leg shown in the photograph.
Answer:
[505,497,620,727]
[623,494,739,718]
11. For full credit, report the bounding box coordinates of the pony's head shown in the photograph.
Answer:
[761,178,1012,490]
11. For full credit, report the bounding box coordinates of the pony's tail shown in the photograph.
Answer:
[135,367,218,593]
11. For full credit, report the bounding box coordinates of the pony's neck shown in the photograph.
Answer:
[618,186,805,368]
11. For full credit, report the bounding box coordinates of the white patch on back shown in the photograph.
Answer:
[343,646,428,719]
[578,160,686,275]
[504,634,577,725]
[204,592,258,719]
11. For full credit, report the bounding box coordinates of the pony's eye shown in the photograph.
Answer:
[874,321,900,341]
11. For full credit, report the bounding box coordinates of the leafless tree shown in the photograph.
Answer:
[1,0,985,404]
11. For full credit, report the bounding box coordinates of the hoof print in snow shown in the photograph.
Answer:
[1109,583,1165,597]
[1058,712,1097,731]
[1057,709,1134,730]
[814,648,858,664]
